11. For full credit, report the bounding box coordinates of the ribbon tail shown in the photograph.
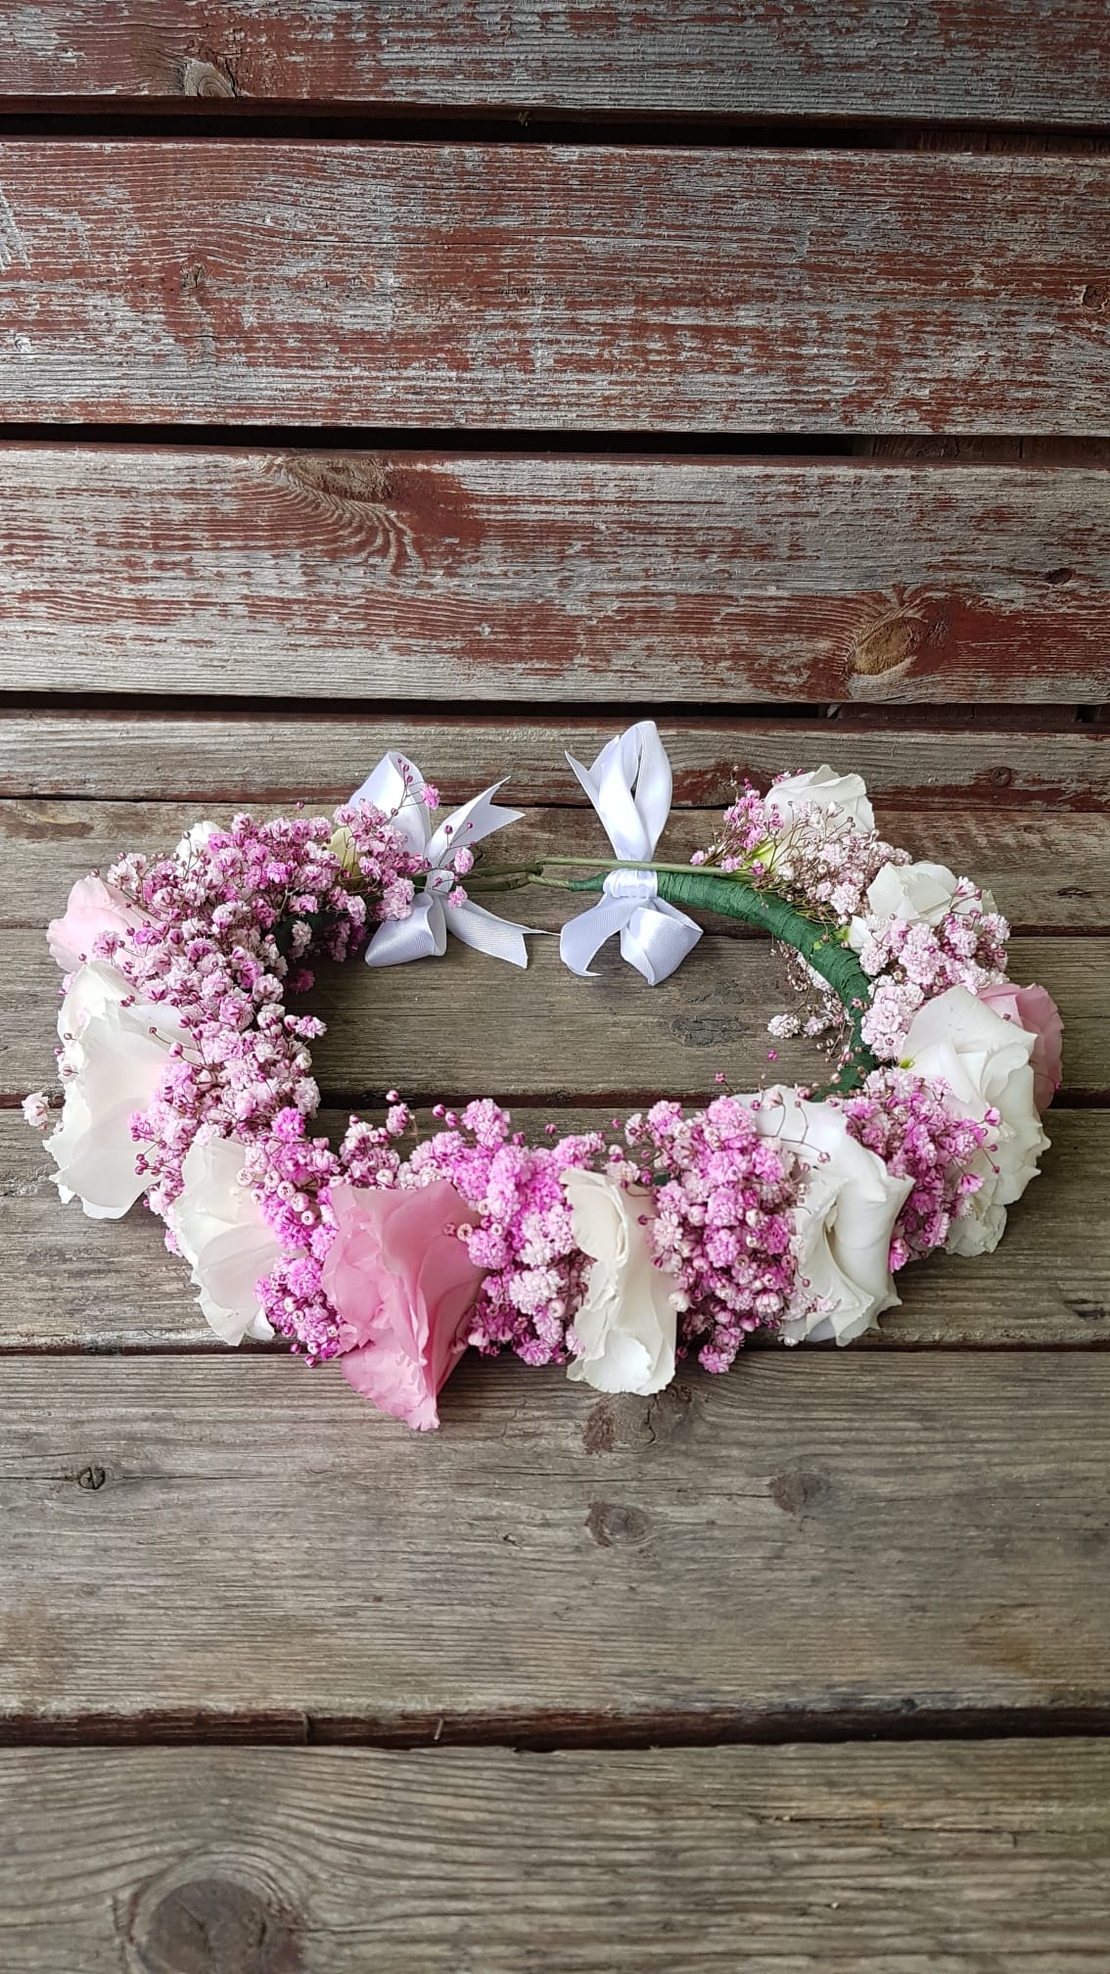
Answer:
[559,897,638,978]
[363,892,447,968]
[425,780,524,864]
[444,898,541,969]
[619,900,702,987]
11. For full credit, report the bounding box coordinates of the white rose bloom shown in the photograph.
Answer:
[168,1136,278,1344]
[848,860,996,950]
[753,1087,912,1344]
[47,961,191,1220]
[563,1168,676,1396]
[902,987,1048,1257]
[174,819,222,862]
[766,766,874,836]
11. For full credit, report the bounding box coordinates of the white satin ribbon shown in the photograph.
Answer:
[351,752,540,970]
[559,722,702,987]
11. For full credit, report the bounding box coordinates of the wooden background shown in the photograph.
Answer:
[2,8,1109,1970]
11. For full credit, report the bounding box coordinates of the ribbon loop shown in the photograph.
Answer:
[560,723,702,987]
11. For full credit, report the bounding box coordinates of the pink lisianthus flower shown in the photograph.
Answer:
[974,981,1063,1112]
[322,1178,487,1429]
[47,875,147,973]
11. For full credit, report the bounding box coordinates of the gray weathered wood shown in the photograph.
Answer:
[4,711,1107,810]
[6,1,1110,124]
[2,1741,1109,1972]
[1,449,1108,699]
[3,928,1100,1100]
[2,1351,1110,1735]
[0,145,1108,431]
[3,1108,1103,1353]
[5,798,1108,934]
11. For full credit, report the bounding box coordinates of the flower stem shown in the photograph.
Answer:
[566,865,878,1096]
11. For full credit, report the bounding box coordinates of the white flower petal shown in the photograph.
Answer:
[46,962,189,1218]
[563,1168,676,1396]
[752,1088,911,1345]
[169,1137,280,1345]
[903,987,1048,1255]
[766,767,874,835]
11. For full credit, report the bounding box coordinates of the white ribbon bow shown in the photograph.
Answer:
[559,722,702,987]
[352,753,539,970]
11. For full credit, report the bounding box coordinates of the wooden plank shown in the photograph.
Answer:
[5,798,1109,934]
[1,450,1109,700]
[4,711,1108,809]
[3,1107,1104,1353]
[3,1350,1110,1735]
[6,2,1110,124]
[3,927,1103,1100]
[0,145,1107,432]
[2,1742,1109,1973]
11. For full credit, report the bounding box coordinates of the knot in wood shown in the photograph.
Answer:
[130,1876,299,1974]
[586,1500,651,1548]
[178,57,235,98]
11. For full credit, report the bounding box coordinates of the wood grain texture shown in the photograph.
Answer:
[5,799,1108,934]
[5,711,1108,810]
[3,927,1102,1100]
[3,1108,1103,1353]
[7,1,1110,124]
[3,1350,1110,1735]
[3,1742,1110,1974]
[2,449,1109,699]
[0,145,1108,431]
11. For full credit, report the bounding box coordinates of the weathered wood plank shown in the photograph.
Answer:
[4,712,1107,810]
[3,1108,1103,1352]
[5,799,1108,934]
[0,145,1107,431]
[2,1351,1109,1734]
[3,1742,1109,1974]
[3,928,1103,1100]
[7,1,1110,124]
[1,449,1109,699]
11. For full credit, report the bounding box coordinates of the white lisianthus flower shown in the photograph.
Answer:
[562,1168,676,1395]
[902,987,1048,1257]
[848,860,996,951]
[47,961,190,1220]
[765,766,874,835]
[753,1087,912,1344]
[168,1136,278,1344]
[174,819,222,862]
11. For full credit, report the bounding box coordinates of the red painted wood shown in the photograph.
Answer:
[4,2,1110,123]
[0,448,1106,701]
[0,144,1107,432]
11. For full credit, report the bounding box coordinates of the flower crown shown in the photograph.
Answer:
[27,724,1061,1431]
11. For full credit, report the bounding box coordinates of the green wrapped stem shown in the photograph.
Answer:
[570,867,878,1095]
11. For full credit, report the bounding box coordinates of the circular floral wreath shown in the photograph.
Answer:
[27,723,1062,1431]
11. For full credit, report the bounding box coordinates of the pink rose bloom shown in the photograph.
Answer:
[975,981,1063,1112]
[323,1179,487,1430]
[47,875,146,973]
